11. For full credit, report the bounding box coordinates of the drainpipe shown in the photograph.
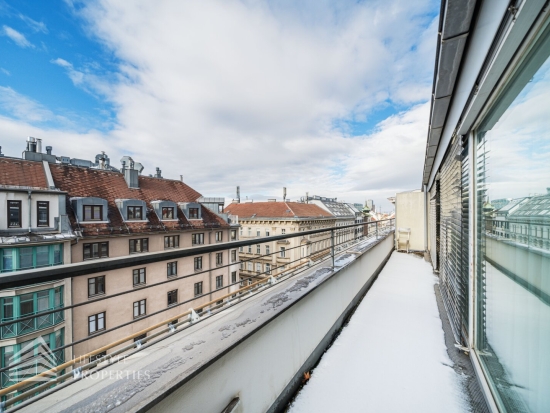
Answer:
[208,230,212,302]
[28,190,32,233]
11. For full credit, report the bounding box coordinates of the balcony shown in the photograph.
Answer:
[0,306,64,339]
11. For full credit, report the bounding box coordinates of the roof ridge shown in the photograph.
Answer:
[284,201,296,217]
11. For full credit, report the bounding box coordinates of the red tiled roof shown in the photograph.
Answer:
[49,165,228,236]
[224,202,334,219]
[0,158,48,189]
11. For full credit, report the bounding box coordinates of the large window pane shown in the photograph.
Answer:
[476,24,550,413]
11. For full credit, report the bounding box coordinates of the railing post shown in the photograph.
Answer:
[376,221,379,238]
[330,229,335,267]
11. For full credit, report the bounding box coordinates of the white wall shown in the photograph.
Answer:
[395,191,425,252]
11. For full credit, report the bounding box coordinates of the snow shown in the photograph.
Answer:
[288,251,470,413]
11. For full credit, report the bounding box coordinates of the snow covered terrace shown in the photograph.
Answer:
[17,231,489,413]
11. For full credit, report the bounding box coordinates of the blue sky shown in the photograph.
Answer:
[0,0,439,210]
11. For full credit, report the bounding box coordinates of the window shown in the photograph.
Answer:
[88,276,105,297]
[133,268,146,286]
[256,230,261,236]
[247,245,252,253]
[248,228,251,236]
[231,271,237,283]
[194,256,202,270]
[83,205,103,221]
[164,235,179,249]
[134,333,147,343]
[265,229,270,236]
[281,228,286,235]
[247,262,252,271]
[89,351,106,363]
[280,247,286,258]
[240,262,244,270]
[256,263,262,273]
[133,299,146,318]
[248,279,253,285]
[129,238,148,254]
[231,230,237,240]
[127,206,142,220]
[239,246,243,252]
[189,208,199,219]
[266,263,271,275]
[83,242,109,260]
[162,207,174,219]
[216,275,223,289]
[37,201,49,227]
[192,233,204,245]
[266,245,270,254]
[256,245,260,254]
[167,290,178,306]
[89,312,105,335]
[194,282,203,296]
[167,261,177,277]
[231,250,237,262]
[215,231,223,242]
[218,204,224,213]
[7,201,22,228]
[216,252,223,266]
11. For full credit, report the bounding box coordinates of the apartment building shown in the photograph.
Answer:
[224,201,335,282]
[0,157,74,389]
[1,142,240,367]
[305,196,363,249]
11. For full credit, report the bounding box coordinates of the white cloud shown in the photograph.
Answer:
[0,86,53,122]
[18,14,48,34]
[6,1,439,210]
[1,68,10,76]
[2,25,33,48]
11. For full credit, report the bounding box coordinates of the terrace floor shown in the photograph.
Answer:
[287,251,488,413]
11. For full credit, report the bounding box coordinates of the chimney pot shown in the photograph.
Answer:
[46,146,52,155]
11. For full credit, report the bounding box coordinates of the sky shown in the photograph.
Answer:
[0,0,439,211]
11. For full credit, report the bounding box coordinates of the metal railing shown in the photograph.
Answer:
[0,306,64,339]
[0,219,394,411]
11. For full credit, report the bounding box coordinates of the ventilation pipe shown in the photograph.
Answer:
[283,187,287,202]
[36,138,42,153]
[46,146,52,155]
[236,186,240,203]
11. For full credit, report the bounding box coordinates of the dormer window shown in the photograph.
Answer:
[162,207,174,219]
[84,205,103,221]
[128,206,143,220]
[189,208,199,219]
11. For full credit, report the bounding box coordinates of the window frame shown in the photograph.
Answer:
[164,235,180,249]
[88,312,106,335]
[192,233,204,245]
[167,290,178,306]
[83,242,109,260]
[7,200,22,228]
[215,231,223,242]
[216,252,223,266]
[83,205,103,221]
[189,208,200,219]
[216,275,223,289]
[37,201,49,227]
[167,261,177,277]
[162,207,175,220]
[194,281,203,296]
[194,256,203,270]
[133,299,146,318]
[127,205,143,220]
[132,268,146,286]
[88,276,105,297]
[129,238,149,254]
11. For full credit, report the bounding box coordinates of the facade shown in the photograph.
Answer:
[1,142,240,373]
[0,157,74,391]
[305,196,361,249]
[421,1,550,412]
[224,201,335,282]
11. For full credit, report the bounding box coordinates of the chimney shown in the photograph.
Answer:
[283,187,287,202]
[26,137,36,152]
[236,186,240,203]
[46,146,52,155]
[180,175,183,182]
[121,157,139,189]
[0,146,3,157]
[36,138,42,153]
[306,192,309,203]
[155,167,162,178]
